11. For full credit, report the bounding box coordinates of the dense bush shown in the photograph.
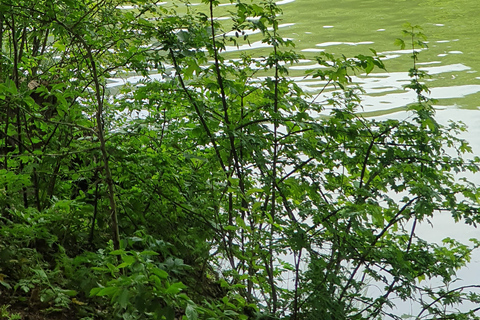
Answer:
[0,1,479,319]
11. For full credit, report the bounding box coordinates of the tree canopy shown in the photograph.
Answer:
[0,1,480,319]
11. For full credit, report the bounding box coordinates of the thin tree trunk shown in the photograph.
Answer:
[0,12,4,78]
[11,15,28,208]
[268,19,281,315]
[86,46,121,252]
[88,181,99,248]
[50,16,121,251]
[32,168,41,211]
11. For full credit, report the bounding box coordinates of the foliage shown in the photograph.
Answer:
[0,1,479,320]
[0,305,21,320]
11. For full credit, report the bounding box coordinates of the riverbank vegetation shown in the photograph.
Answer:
[1,0,480,319]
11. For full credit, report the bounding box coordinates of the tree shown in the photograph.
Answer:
[0,1,479,319]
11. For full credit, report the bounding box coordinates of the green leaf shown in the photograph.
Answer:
[152,268,168,279]
[0,280,12,289]
[394,38,406,49]
[106,263,119,276]
[140,250,159,256]
[417,274,426,283]
[185,304,198,320]
[53,41,66,52]
[118,255,136,268]
[165,282,187,295]
[89,287,102,297]
[246,188,264,196]
[365,59,374,74]
[63,290,78,297]
[6,79,17,95]
[117,288,130,309]
[236,216,247,229]
[252,202,262,211]
[95,286,118,297]
[129,236,143,242]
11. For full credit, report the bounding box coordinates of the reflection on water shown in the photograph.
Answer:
[375,109,480,315]
[278,0,480,314]
[283,62,478,114]
[315,41,375,46]
[113,0,480,112]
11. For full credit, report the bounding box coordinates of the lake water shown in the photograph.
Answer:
[176,0,480,254]
[119,0,480,112]
[214,0,480,314]
[118,0,480,314]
